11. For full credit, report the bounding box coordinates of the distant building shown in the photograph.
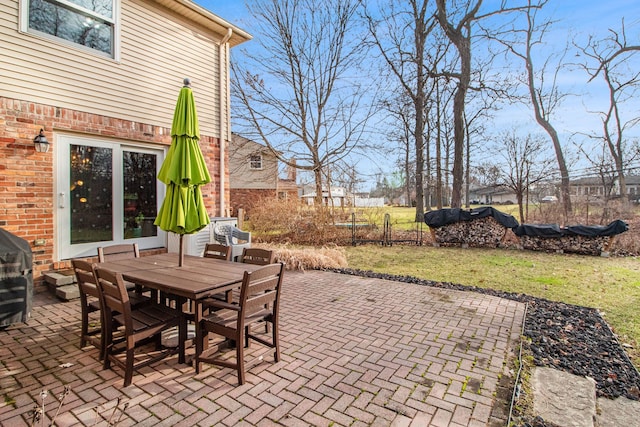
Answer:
[300,186,347,207]
[468,185,517,205]
[228,134,298,215]
[570,175,640,202]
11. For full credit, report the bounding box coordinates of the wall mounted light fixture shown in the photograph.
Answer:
[33,129,50,153]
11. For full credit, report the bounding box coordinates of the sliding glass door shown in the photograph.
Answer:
[57,134,165,259]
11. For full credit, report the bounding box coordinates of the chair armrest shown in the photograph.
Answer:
[231,227,251,244]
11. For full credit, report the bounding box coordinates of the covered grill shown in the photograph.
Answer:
[0,228,33,327]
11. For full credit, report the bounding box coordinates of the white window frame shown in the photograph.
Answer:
[20,0,121,61]
[55,134,166,260]
[249,153,263,170]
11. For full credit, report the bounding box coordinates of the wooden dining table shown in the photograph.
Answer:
[97,252,262,364]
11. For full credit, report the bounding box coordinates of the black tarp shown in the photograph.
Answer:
[514,220,629,238]
[0,228,33,327]
[424,207,519,229]
[513,223,563,237]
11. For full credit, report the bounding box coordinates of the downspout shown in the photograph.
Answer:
[219,28,232,217]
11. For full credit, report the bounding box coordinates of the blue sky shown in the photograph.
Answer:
[195,0,640,188]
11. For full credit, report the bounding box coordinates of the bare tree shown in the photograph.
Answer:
[380,90,416,207]
[432,76,455,209]
[231,0,375,207]
[496,131,552,222]
[578,21,640,201]
[492,0,572,217]
[435,0,537,209]
[471,162,501,186]
[363,0,440,222]
[434,0,477,209]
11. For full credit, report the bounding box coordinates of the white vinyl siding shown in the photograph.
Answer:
[1,0,222,135]
[229,136,279,190]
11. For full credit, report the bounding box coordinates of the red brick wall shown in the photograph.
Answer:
[0,96,224,283]
[230,188,299,218]
[230,188,276,216]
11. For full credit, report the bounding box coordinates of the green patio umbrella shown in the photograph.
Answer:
[154,79,211,266]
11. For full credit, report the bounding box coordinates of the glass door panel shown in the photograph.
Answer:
[70,144,113,244]
[123,151,158,239]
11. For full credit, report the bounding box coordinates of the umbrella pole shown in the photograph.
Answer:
[179,234,184,267]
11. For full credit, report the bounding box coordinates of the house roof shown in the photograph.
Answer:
[570,176,613,185]
[470,185,514,196]
[151,0,252,46]
[232,134,275,155]
[625,175,640,184]
[569,175,640,186]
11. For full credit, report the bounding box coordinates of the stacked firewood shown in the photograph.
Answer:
[430,216,508,248]
[520,235,612,256]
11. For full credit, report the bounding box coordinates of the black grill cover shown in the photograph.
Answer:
[0,228,33,327]
[424,207,519,229]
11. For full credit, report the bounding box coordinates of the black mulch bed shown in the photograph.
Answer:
[327,268,640,416]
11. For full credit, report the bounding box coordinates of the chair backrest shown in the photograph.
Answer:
[97,243,140,263]
[241,248,275,265]
[213,225,251,245]
[94,267,132,327]
[72,259,99,299]
[203,243,232,261]
[238,263,284,321]
[213,225,232,246]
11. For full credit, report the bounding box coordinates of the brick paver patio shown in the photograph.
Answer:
[1,270,525,426]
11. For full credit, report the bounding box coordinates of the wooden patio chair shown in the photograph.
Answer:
[203,243,232,261]
[204,247,275,307]
[97,243,140,262]
[94,267,182,387]
[71,259,104,356]
[98,243,152,297]
[195,263,285,385]
[240,248,275,265]
[200,243,234,306]
[72,259,150,360]
[241,248,276,332]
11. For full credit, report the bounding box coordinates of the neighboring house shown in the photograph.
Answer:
[627,176,640,202]
[300,185,347,207]
[0,0,250,283]
[228,134,298,215]
[570,176,615,200]
[570,175,640,202]
[468,185,518,205]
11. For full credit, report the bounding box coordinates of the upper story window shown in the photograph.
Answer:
[25,0,116,57]
[250,154,263,170]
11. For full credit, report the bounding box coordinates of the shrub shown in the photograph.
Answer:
[252,242,348,271]
[248,198,355,246]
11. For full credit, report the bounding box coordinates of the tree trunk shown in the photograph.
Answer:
[436,85,443,210]
[435,1,476,209]
[314,168,324,208]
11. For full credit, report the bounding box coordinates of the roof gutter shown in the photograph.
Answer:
[219,28,232,216]
[153,0,252,46]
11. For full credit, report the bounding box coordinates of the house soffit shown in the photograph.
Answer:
[150,0,252,46]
